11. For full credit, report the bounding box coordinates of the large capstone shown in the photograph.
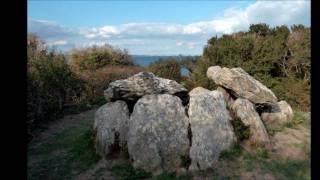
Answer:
[207,66,277,104]
[231,98,270,145]
[261,101,293,127]
[104,72,188,102]
[127,94,189,174]
[188,88,236,171]
[94,100,130,157]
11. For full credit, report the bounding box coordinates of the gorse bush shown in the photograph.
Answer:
[27,34,83,140]
[147,58,182,82]
[181,56,217,91]
[27,34,142,140]
[70,45,141,103]
[185,23,310,110]
[75,65,142,104]
[70,45,134,72]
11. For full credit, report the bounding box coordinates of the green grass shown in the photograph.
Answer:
[94,166,108,178]
[265,111,310,135]
[153,172,192,180]
[111,163,152,180]
[218,144,310,180]
[219,144,243,160]
[110,164,194,180]
[240,147,310,180]
[28,110,310,180]
[263,159,310,180]
[27,118,100,180]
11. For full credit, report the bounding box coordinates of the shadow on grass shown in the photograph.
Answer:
[28,119,99,180]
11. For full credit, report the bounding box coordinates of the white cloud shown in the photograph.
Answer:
[48,40,68,46]
[176,41,183,46]
[28,0,310,55]
[80,0,309,40]
[80,26,119,38]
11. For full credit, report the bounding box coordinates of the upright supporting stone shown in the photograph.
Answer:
[231,98,270,146]
[188,88,236,171]
[128,94,190,174]
[94,101,130,157]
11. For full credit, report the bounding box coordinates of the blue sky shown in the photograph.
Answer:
[28,0,310,55]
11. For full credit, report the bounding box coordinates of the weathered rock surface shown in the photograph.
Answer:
[207,66,277,104]
[188,87,211,96]
[231,98,270,145]
[104,72,188,102]
[94,101,130,157]
[216,86,236,109]
[127,94,189,173]
[188,88,236,170]
[261,101,293,126]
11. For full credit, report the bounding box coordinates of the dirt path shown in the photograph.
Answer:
[30,109,98,144]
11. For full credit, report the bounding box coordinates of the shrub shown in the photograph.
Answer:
[188,24,310,110]
[70,45,134,72]
[230,117,251,141]
[69,45,141,104]
[27,34,82,140]
[181,57,216,91]
[249,23,270,36]
[73,65,142,104]
[147,58,182,82]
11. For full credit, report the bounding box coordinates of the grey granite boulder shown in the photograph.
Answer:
[188,86,211,96]
[94,100,130,157]
[261,101,293,127]
[207,66,277,104]
[104,72,188,102]
[188,88,236,171]
[231,98,270,145]
[127,94,189,173]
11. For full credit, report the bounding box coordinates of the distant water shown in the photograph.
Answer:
[131,55,194,76]
[131,55,179,67]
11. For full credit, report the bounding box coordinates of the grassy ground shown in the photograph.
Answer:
[27,109,310,180]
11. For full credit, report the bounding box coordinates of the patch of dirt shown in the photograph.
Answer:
[75,158,129,180]
[240,171,275,180]
[30,109,97,145]
[270,125,310,160]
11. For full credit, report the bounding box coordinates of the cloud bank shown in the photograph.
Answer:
[28,1,310,55]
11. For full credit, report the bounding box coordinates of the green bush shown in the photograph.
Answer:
[27,34,83,140]
[70,45,134,72]
[147,58,182,82]
[27,35,142,140]
[72,65,142,104]
[230,117,251,141]
[187,24,310,110]
[181,57,216,91]
[70,45,141,104]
